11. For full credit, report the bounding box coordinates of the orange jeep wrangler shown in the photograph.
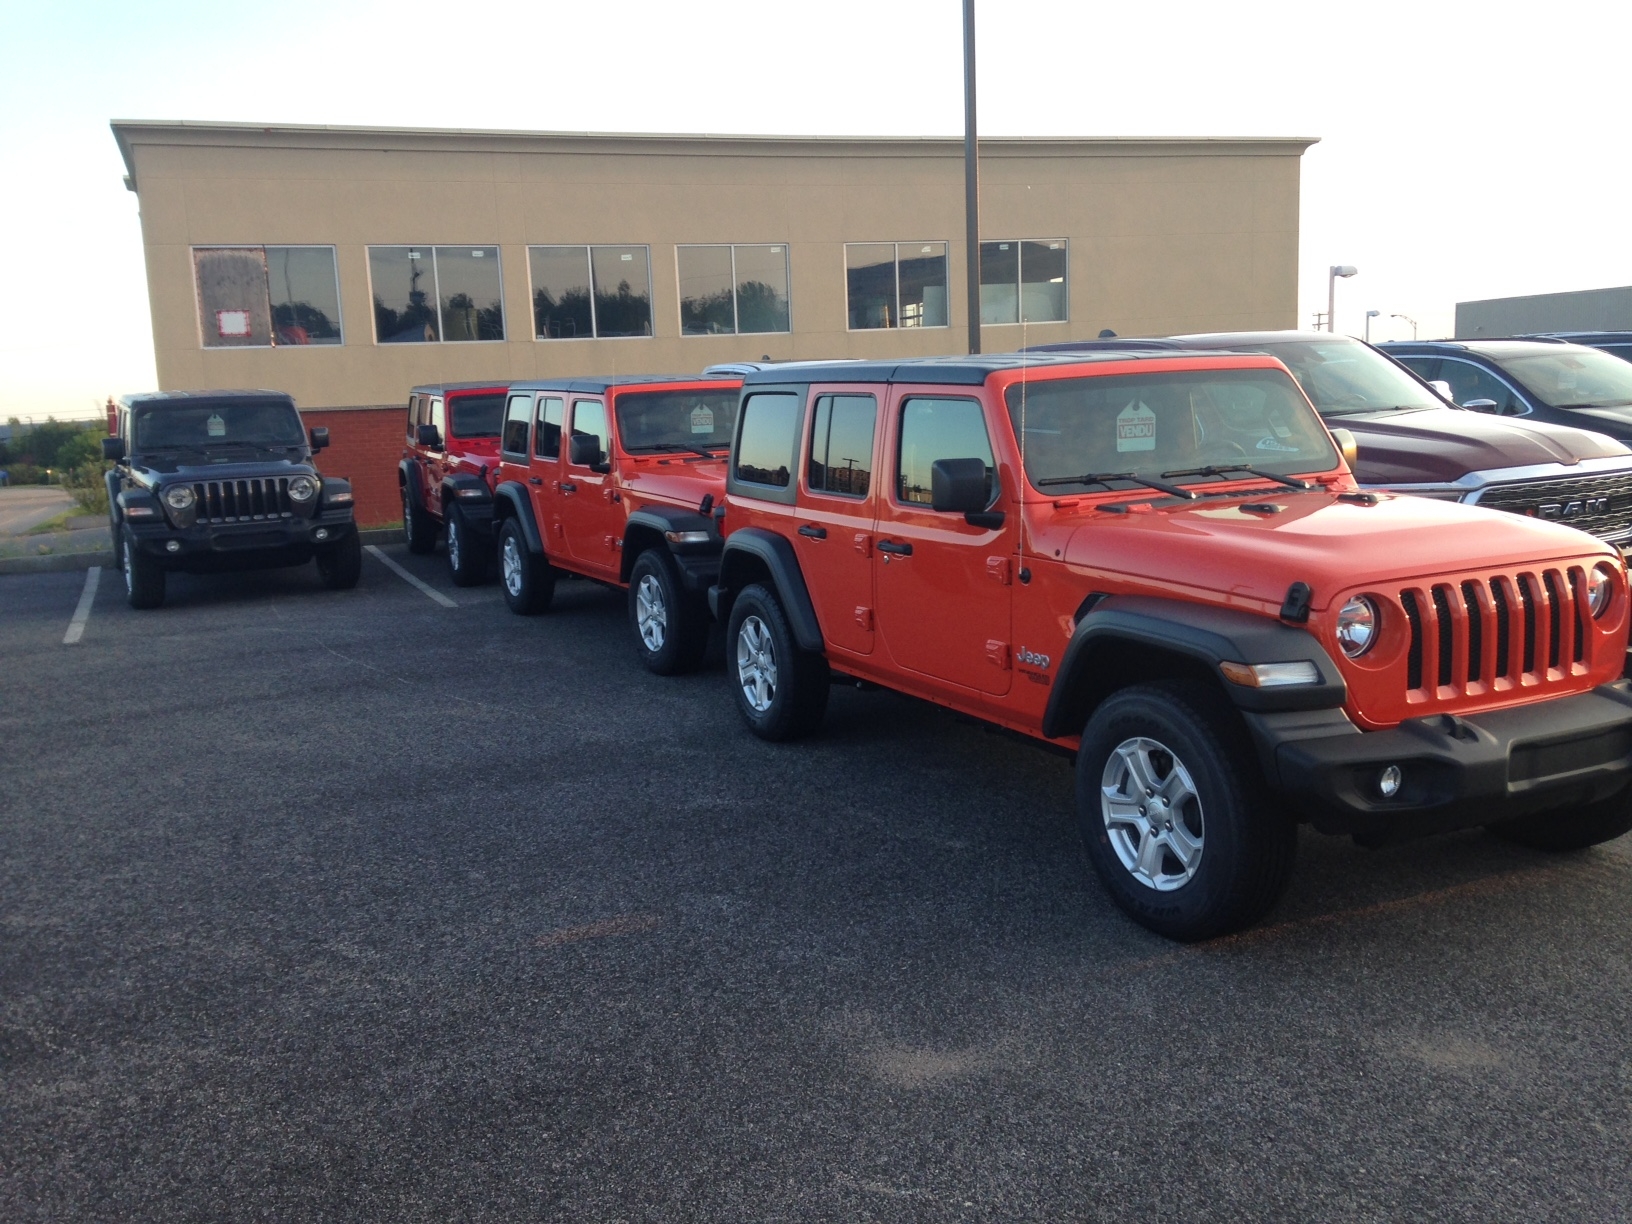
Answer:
[708,353,1632,939]
[491,375,742,672]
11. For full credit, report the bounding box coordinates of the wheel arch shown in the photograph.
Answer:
[491,482,544,554]
[714,527,823,652]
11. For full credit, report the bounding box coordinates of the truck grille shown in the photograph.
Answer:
[192,478,294,523]
[1474,471,1632,545]
[1400,568,1588,698]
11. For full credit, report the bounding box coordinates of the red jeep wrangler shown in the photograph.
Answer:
[491,375,742,672]
[708,353,1632,939]
[398,382,508,585]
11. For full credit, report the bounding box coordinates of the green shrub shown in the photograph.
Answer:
[6,462,42,486]
[62,462,110,517]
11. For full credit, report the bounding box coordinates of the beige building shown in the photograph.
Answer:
[112,120,1316,411]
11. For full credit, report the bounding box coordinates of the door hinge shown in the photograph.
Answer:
[854,606,873,630]
[854,533,872,557]
[986,556,1012,585]
[606,535,621,550]
[986,639,1012,669]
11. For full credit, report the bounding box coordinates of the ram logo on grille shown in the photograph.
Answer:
[1538,498,1609,520]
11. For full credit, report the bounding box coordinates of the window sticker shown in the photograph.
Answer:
[1268,411,1293,438]
[690,405,715,434]
[1115,400,1156,452]
[206,413,227,438]
[216,310,252,338]
[1256,436,1300,453]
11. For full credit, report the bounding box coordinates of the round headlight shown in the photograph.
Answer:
[288,476,318,502]
[1587,562,1618,618]
[1336,595,1379,658]
[164,484,195,510]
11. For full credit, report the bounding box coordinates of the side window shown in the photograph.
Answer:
[897,397,996,506]
[1438,359,1524,414]
[735,392,801,487]
[535,397,564,459]
[501,393,533,456]
[569,400,608,465]
[807,394,877,497]
[428,397,445,440]
[407,394,422,438]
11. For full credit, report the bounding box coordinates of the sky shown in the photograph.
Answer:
[2,0,1629,421]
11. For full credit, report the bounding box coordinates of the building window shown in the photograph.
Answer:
[528,245,653,340]
[845,243,948,330]
[368,246,505,344]
[979,239,1068,325]
[193,246,342,348]
[678,244,790,336]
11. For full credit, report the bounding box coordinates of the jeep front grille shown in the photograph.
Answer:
[192,478,294,523]
[1474,471,1632,544]
[1400,568,1588,696]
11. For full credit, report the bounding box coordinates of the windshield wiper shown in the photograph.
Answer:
[1555,402,1632,411]
[1036,470,1198,499]
[1160,464,1315,491]
[627,442,722,459]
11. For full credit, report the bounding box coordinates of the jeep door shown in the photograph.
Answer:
[558,398,622,578]
[794,388,880,657]
[423,396,448,516]
[527,394,565,548]
[872,389,1015,697]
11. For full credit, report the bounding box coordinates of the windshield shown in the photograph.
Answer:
[1494,348,1632,409]
[1006,368,1338,494]
[614,389,738,453]
[133,401,305,452]
[1246,338,1441,415]
[449,392,504,439]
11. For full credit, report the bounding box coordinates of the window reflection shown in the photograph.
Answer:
[590,246,653,338]
[435,247,505,341]
[808,395,876,496]
[369,246,506,344]
[194,246,342,348]
[370,247,441,343]
[980,239,1067,325]
[679,245,790,336]
[846,242,947,330]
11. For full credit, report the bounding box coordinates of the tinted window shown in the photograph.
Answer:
[535,397,564,459]
[1004,369,1337,493]
[428,397,445,439]
[265,246,342,344]
[435,247,505,341]
[615,390,738,453]
[1496,349,1632,409]
[194,246,342,348]
[1435,359,1526,414]
[570,401,608,465]
[1250,338,1440,415]
[979,239,1067,325]
[846,243,948,330]
[735,393,800,487]
[678,245,790,335]
[369,247,441,342]
[370,246,504,343]
[449,392,504,439]
[133,401,304,451]
[898,398,994,505]
[407,394,422,435]
[502,393,533,455]
[590,246,653,338]
[808,395,877,497]
[530,246,593,339]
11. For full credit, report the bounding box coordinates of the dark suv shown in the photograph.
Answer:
[398,382,508,585]
[1381,340,1632,442]
[1034,334,1632,551]
[105,391,359,608]
[1521,333,1632,364]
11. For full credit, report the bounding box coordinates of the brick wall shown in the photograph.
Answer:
[300,407,404,528]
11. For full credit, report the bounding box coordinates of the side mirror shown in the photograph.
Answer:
[1328,427,1359,467]
[569,432,607,470]
[414,424,439,449]
[309,426,330,452]
[931,457,994,519]
[102,436,125,462]
[1428,379,1455,402]
[1461,398,1499,414]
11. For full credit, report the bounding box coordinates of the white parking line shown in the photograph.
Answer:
[365,545,457,608]
[63,566,101,645]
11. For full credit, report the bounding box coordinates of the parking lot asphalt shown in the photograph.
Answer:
[3,546,1631,1223]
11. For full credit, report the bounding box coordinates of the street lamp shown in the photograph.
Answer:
[1391,313,1418,340]
[1364,309,1380,342]
[1328,265,1357,333]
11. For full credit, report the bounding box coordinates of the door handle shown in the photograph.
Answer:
[876,539,912,556]
[797,524,828,540]
[528,477,543,485]
[560,481,578,494]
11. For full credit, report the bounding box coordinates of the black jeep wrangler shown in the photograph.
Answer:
[105,391,360,608]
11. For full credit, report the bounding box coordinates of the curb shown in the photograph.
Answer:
[0,527,405,577]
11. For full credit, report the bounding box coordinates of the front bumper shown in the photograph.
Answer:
[1246,682,1632,837]
[127,509,355,570]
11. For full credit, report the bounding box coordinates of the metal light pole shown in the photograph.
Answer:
[1327,265,1357,333]
[1364,309,1380,342]
[1391,313,1418,340]
[963,0,981,355]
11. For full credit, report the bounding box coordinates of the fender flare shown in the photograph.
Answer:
[713,527,823,652]
[397,459,425,508]
[620,505,719,582]
[491,481,544,554]
[105,469,123,525]
[1040,594,1348,740]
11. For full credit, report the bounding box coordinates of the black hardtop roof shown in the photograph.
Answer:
[1379,339,1608,358]
[409,381,512,396]
[738,349,1259,387]
[121,389,296,409]
[508,373,741,394]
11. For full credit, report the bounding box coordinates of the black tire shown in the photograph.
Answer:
[725,583,829,741]
[402,481,435,555]
[445,503,491,587]
[316,531,362,590]
[628,549,709,675]
[121,528,165,610]
[1487,789,1632,852]
[1076,679,1296,941]
[497,517,553,615]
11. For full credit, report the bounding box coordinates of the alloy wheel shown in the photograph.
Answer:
[735,614,777,712]
[447,515,461,568]
[635,573,667,651]
[501,535,523,597]
[1100,736,1205,891]
[123,538,134,596]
